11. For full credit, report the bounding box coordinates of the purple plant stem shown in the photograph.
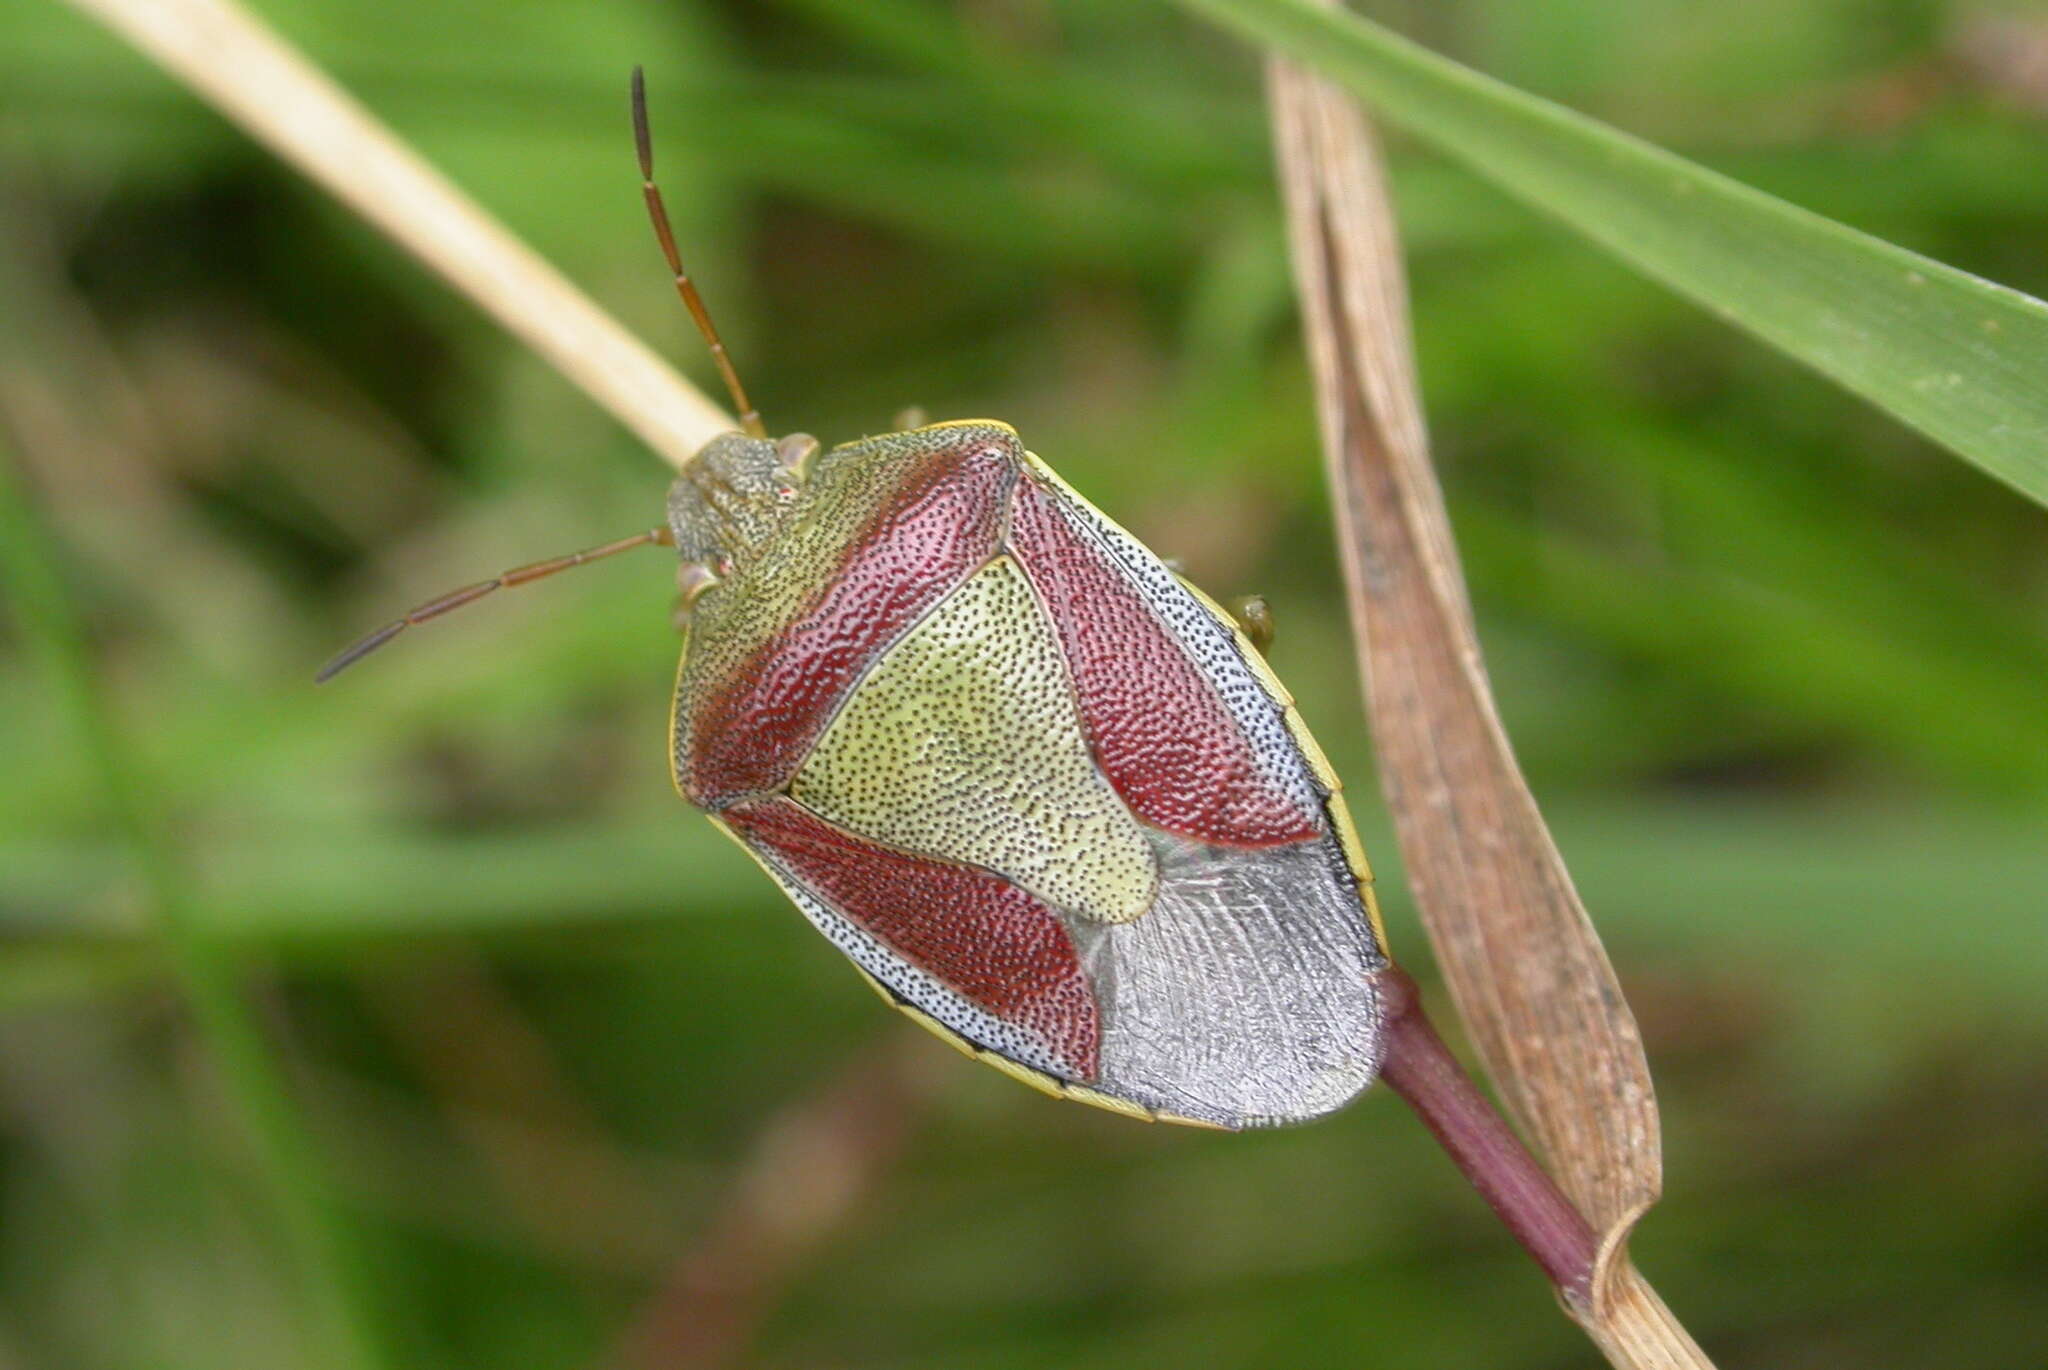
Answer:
[1374,966,1598,1304]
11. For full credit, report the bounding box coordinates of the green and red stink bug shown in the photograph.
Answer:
[319,72,1391,1129]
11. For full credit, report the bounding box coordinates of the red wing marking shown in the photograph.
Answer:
[683,439,1012,805]
[1009,474,1320,848]
[727,798,1099,1078]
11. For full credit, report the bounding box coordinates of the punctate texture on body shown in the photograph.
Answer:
[669,421,1387,1128]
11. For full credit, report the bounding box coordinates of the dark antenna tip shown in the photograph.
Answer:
[314,618,404,684]
[630,65,653,179]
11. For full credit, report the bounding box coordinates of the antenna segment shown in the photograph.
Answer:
[632,67,765,439]
[316,526,673,682]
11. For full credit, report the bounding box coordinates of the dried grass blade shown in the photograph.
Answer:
[1266,45,1701,1364]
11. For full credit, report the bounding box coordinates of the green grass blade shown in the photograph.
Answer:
[0,444,389,1370]
[1176,0,2048,508]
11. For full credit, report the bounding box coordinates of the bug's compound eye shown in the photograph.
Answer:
[774,432,820,483]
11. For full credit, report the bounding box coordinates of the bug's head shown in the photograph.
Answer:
[666,430,818,575]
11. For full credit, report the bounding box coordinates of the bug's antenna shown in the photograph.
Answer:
[632,67,766,439]
[316,526,674,682]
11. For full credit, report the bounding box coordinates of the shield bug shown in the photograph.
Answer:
[319,71,1391,1129]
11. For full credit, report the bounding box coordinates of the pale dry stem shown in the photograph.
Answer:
[64,0,733,472]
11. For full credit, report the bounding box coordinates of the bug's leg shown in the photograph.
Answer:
[891,405,929,431]
[1231,595,1275,654]
[672,559,720,635]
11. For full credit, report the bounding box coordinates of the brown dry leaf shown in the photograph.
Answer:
[1265,32,1709,1369]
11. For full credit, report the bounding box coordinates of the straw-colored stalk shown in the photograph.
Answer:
[64,0,731,471]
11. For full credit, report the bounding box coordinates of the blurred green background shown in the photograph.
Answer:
[3,1,2046,1366]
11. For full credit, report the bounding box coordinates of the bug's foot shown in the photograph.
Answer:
[1232,595,1275,654]
[892,405,930,431]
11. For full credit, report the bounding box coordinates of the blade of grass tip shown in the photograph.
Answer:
[1265,37,1709,1367]
[1184,0,2048,512]
[0,439,389,1370]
